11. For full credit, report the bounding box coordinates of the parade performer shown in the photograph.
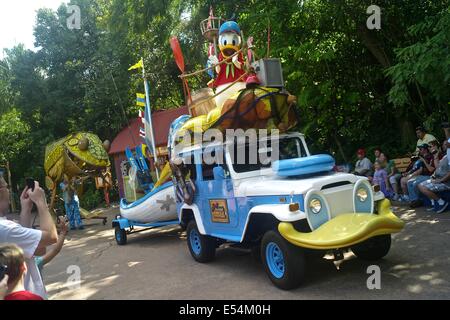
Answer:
[209,20,247,108]
[60,176,84,230]
[101,168,112,207]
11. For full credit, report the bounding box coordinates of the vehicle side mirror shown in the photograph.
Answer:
[213,166,226,180]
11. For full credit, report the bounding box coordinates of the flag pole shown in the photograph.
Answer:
[141,57,160,180]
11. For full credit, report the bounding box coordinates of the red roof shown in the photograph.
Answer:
[109,106,189,155]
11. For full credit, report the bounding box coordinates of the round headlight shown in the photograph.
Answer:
[309,199,322,214]
[357,188,368,202]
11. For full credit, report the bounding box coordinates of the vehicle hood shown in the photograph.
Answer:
[234,172,361,197]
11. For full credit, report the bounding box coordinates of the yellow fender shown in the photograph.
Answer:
[153,162,172,189]
[278,199,405,250]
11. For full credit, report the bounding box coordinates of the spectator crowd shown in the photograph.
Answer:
[353,123,450,213]
[1,120,449,301]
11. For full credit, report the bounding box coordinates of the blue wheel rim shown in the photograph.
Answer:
[190,228,201,255]
[116,230,121,242]
[266,242,285,279]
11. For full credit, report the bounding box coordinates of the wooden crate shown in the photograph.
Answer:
[189,88,216,117]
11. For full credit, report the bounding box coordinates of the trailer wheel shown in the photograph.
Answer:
[352,234,391,261]
[115,226,127,245]
[186,220,216,263]
[261,230,305,290]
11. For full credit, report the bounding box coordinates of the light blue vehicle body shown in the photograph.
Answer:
[175,132,376,244]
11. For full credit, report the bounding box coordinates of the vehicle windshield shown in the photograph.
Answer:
[229,136,307,173]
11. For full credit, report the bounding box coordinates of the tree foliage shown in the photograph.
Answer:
[0,108,30,164]
[0,0,448,187]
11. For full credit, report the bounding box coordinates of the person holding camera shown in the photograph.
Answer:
[429,140,444,163]
[418,122,450,213]
[418,139,450,213]
[0,179,57,299]
[35,219,68,275]
[408,143,439,207]
[443,122,450,163]
[400,144,434,202]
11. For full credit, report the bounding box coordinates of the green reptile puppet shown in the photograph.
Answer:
[44,132,110,211]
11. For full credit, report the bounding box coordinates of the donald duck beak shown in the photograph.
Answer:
[220,44,239,58]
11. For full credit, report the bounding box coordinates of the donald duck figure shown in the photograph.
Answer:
[209,20,247,108]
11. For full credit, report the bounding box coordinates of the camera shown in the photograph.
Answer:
[25,178,35,191]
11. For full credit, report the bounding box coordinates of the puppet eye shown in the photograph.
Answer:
[233,35,241,46]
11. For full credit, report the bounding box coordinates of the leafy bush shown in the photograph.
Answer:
[79,183,104,211]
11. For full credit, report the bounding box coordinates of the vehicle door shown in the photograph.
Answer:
[196,147,240,239]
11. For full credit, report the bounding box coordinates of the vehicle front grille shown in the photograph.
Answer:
[321,185,355,217]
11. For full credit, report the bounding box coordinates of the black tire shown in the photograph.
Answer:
[186,220,216,263]
[261,230,305,290]
[351,234,391,261]
[114,226,127,245]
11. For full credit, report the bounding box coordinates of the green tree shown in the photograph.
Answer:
[1,0,449,188]
[0,108,30,164]
[387,6,450,135]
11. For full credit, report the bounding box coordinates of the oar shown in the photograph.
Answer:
[170,36,185,73]
[169,36,192,104]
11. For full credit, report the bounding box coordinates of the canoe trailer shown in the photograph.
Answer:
[112,217,179,245]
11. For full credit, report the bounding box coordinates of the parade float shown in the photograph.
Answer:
[44,132,111,224]
[113,9,404,290]
[114,143,178,244]
[112,59,179,243]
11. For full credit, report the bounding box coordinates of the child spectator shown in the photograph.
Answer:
[379,154,401,200]
[374,148,386,163]
[0,244,43,300]
[35,219,69,275]
[373,160,393,198]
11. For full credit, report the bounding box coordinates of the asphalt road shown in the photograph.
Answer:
[42,204,450,300]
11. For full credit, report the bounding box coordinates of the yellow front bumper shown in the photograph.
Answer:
[278,199,405,250]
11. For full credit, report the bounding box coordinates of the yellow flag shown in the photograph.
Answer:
[136,93,146,107]
[128,58,143,71]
